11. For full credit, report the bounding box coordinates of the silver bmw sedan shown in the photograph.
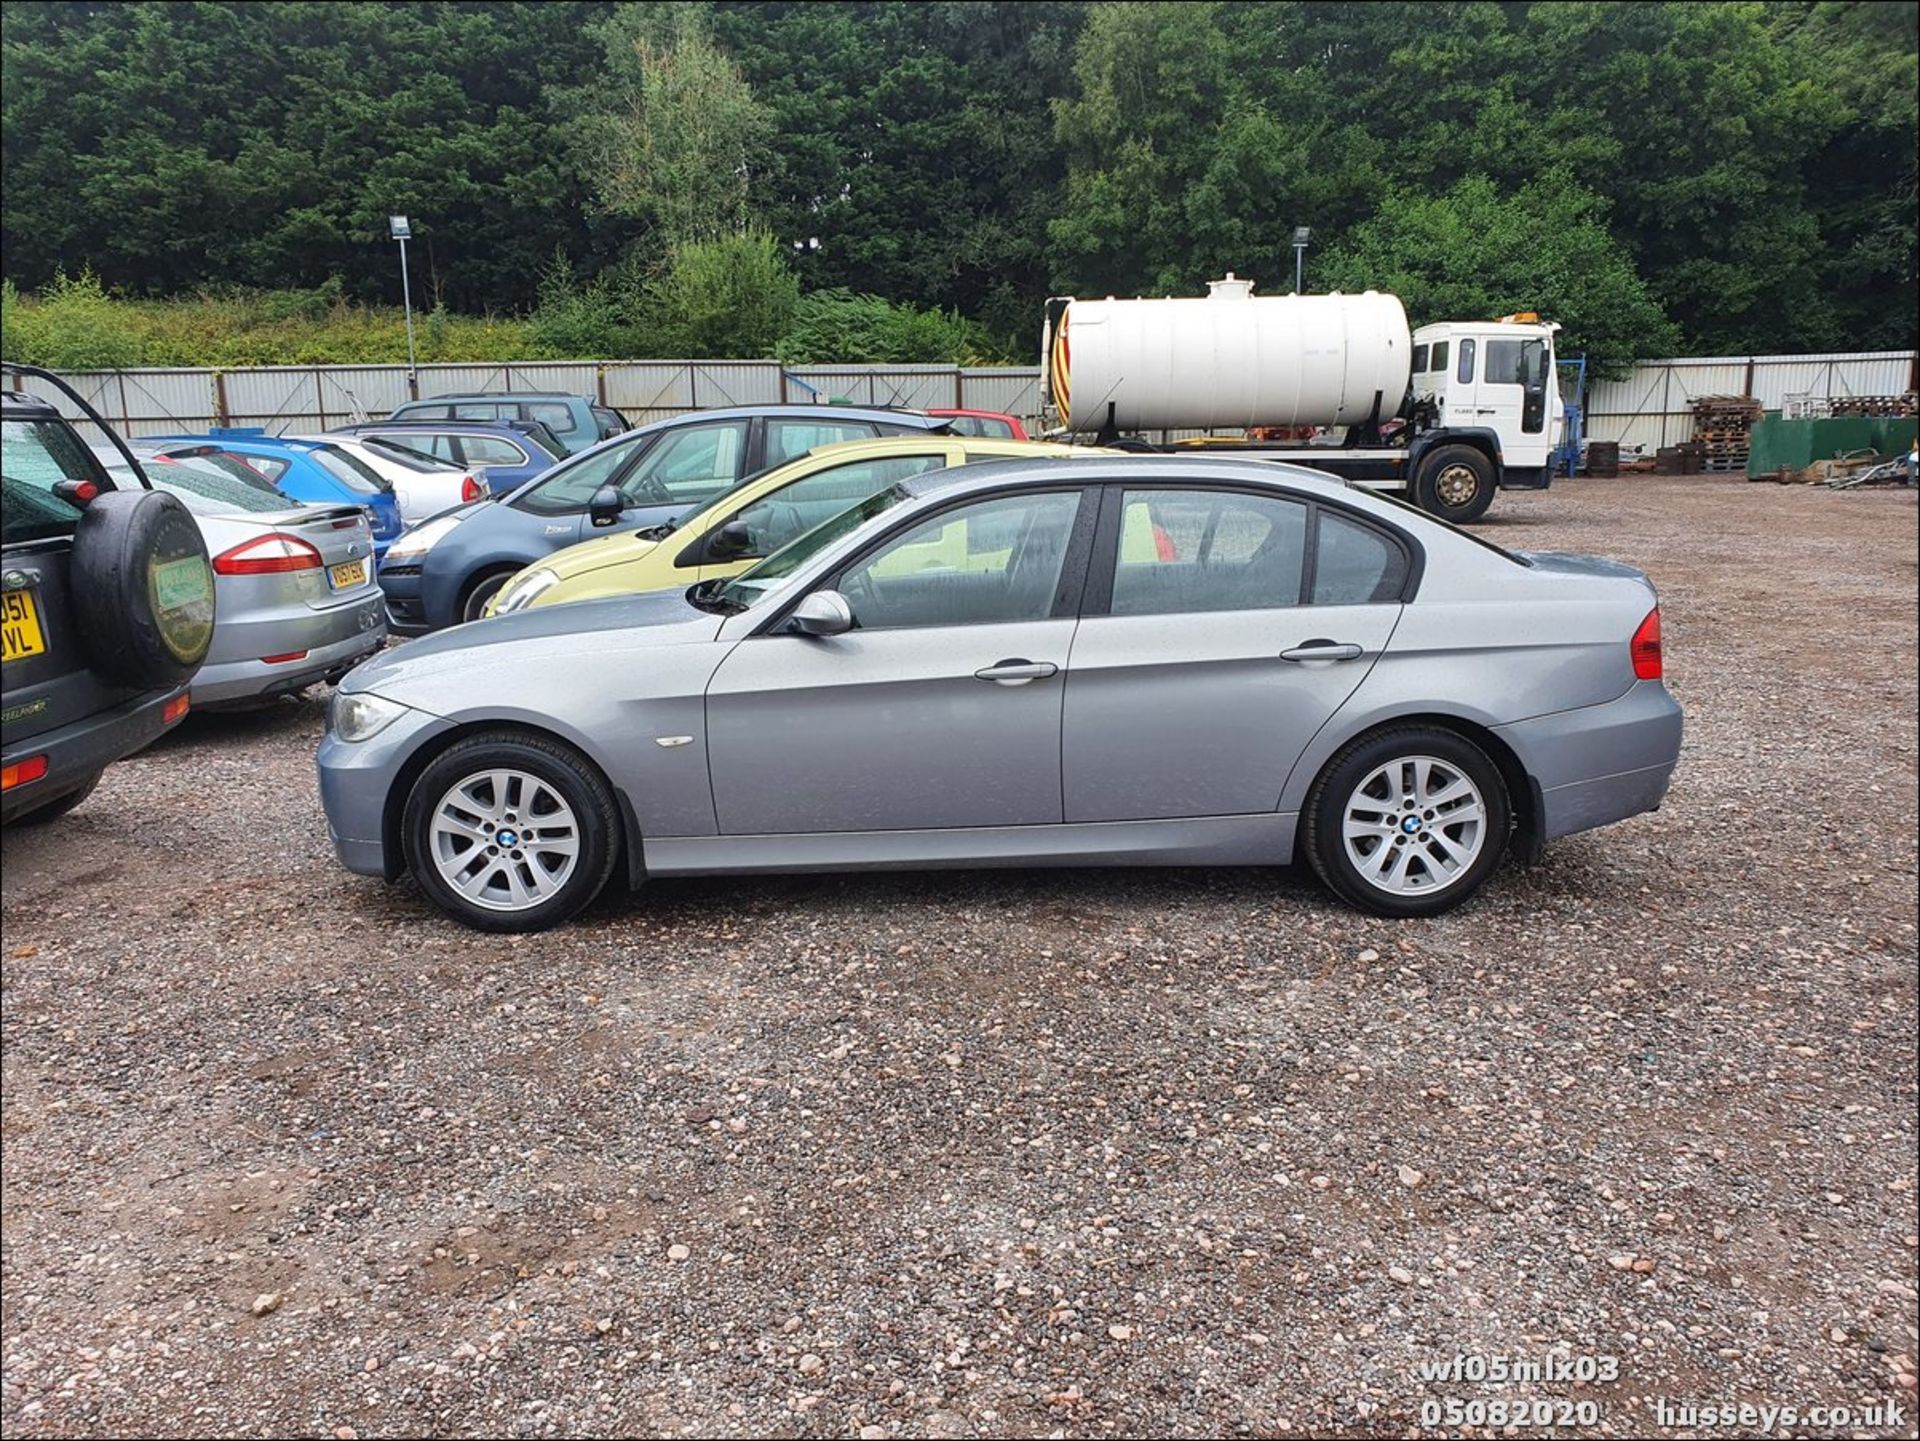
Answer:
[316,457,1681,931]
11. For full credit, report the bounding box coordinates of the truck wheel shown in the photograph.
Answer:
[71,489,215,687]
[1412,445,1495,524]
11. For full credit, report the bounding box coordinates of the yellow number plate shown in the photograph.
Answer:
[329,560,368,590]
[1,589,47,663]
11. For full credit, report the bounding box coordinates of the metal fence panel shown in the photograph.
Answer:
[603,362,697,419]
[958,367,1042,418]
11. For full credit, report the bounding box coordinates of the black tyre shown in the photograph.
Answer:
[1411,444,1495,524]
[401,730,620,932]
[11,772,101,825]
[71,489,214,686]
[460,569,517,623]
[1301,725,1511,918]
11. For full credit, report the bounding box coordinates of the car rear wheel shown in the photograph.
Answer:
[401,731,620,932]
[1302,726,1510,918]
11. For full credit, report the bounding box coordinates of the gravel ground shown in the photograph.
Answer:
[3,473,1916,1440]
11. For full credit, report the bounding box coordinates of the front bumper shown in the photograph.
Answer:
[1494,680,1683,842]
[315,702,453,877]
[1,684,188,824]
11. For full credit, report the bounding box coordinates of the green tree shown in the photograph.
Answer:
[578,3,773,246]
[1317,173,1681,378]
[642,231,799,358]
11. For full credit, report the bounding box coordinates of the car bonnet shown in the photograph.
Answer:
[341,586,724,696]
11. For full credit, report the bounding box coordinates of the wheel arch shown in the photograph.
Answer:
[380,719,647,889]
[1294,710,1540,865]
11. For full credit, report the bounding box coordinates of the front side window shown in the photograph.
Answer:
[1484,337,1547,387]
[453,402,507,422]
[1429,340,1451,373]
[1456,338,1477,384]
[836,490,1082,631]
[1312,510,1411,605]
[765,419,878,466]
[512,432,652,515]
[621,420,747,505]
[1110,488,1308,615]
[727,453,945,558]
[1,417,103,544]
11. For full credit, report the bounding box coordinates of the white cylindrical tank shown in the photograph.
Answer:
[1049,279,1411,433]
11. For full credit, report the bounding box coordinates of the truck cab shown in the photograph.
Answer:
[1409,317,1562,481]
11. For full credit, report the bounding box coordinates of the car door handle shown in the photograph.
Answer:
[1280,640,1364,663]
[974,659,1058,685]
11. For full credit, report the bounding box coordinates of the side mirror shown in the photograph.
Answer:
[708,519,753,559]
[789,590,853,637]
[588,484,623,527]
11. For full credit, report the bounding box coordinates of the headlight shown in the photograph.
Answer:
[385,513,464,561]
[491,567,559,615]
[330,691,411,742]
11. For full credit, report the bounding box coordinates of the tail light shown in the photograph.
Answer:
[162,694,190,724]
[1,755,49,791]
[213,533,324,575]
[461,473,483,504]
[1630,607,1662,680]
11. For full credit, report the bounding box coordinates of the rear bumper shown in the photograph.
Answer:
[194,617,388,705]
[1494,681,1683,842]
[1,684,188,823]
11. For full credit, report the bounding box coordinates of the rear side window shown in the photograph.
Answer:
[1456,338,1476,383]
[1312,510,1410,605]
[525,402,575,437]
[765,419,877,465]
[1110,488,1309,615]
[309,446,390,495]
[2,417,104,544]
[363,438,450,472]
[453,402,507,422]
[399,404,452,421]
[457,436,531,467]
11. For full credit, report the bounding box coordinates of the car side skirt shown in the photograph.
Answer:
[640,812,1297,878]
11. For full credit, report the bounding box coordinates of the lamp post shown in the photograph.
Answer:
[1292,226,1312,295]
[389,214,418,395]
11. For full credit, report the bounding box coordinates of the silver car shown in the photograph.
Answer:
[316,458,1682,931]
[97,449,387,705]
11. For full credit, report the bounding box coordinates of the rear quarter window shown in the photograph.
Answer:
[2,417,108,545]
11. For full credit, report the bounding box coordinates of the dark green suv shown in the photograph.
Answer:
[1,367,216,823]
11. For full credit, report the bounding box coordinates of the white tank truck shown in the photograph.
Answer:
[1041,275,1563,522]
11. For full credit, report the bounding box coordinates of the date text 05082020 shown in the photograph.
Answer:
[1421,1398,1602,1429]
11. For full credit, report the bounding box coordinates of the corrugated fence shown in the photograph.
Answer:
[9,361,1045,445]
[11,351,1912,452]
[1584,351,1918,452]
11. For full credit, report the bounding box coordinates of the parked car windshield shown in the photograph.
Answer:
[363,437,457,472]
[3,417,105,544]
[146,459,291,516]
[711,484,913,611]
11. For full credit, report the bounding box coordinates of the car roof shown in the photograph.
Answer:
[794,435,1090,463]
[898,453,1363,503]
[1,390,64,419]
[402,392,583,403]
[338,419,545,435]
[630,404,949,433]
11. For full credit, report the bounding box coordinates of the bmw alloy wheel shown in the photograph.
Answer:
[428,767,582,911]
[1340,755,1487,895]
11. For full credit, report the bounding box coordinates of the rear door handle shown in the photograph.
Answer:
[974,658,1058,685]
[1280,641,1364,663]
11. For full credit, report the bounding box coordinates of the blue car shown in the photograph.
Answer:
[146,430,404,560]
[328,419,564,496]
[379,405,952,630]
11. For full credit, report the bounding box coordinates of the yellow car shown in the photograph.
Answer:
[487,435,1108,614]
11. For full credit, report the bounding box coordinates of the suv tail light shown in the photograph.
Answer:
[214,533,324,575]
[1630,607,1662,680]
[461,473,483,503]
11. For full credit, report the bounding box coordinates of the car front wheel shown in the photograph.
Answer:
[401,731,620,932]
[1302,726,1510,918]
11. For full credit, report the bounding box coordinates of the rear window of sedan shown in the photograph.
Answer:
[146,459,290,516]
[309,446,391,495]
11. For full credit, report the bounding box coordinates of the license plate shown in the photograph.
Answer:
[329,560,368,590]
[1,589,46,663]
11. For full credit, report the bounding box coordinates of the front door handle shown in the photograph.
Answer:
[1280,640,1364,663]
[974,658,1058,685]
